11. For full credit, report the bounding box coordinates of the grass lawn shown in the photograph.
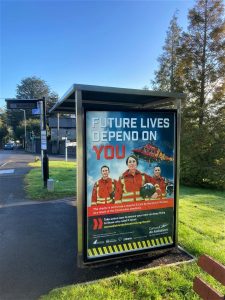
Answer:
[40,186,225,300]
[25,160,76,200]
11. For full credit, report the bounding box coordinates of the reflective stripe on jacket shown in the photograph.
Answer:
[91,178,115,205]
[115,169,158,203]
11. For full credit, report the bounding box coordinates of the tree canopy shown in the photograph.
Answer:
[16,76,58,111]
[152,0,225,189]
[152,12,183,92]
[6,76,58,143]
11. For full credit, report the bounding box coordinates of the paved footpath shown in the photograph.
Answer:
[0,161,32,206]
[0,152,78,300]
[0,151,192,300]
[0,152,141,300]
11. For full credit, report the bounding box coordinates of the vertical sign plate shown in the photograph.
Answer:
[41,130,47,150]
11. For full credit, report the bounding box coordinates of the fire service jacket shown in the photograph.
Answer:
[91,178,116,205]
[115,169,161,203]
[152,176,166,197]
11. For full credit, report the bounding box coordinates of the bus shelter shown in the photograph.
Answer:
[50,84,185,267]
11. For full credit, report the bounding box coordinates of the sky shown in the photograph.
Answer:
[0,0,196,108]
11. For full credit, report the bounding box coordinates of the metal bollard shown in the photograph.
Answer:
[43,153,49,188]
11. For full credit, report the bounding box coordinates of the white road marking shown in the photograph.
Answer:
[0,162,9,168]
[0,169,15,175]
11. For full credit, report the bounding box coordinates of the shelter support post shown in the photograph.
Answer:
[76,90,85,267]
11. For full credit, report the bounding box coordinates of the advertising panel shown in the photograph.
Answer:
[85,110,177,262]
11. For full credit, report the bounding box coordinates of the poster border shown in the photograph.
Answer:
[83,108,178,263]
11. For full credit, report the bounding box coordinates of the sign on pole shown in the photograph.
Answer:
[84,110,177,262]
[6,99,38,110]
[32,107,40,115]
[41,130,47,150]
[66,142,77,147]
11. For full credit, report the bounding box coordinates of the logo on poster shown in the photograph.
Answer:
[106,239,117,243]
[93,239,104,245]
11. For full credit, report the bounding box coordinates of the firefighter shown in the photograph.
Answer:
[91,165,116,205]
[115,155,161,203]
[152,166,166,198]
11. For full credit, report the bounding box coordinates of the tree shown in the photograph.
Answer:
[152,0,225,189]
[0,110,9,147]
[16,76,50,99]
[152,12,183,92]
[15,118,41,140]
[16,76,58,111]
[46,91,58,112]
[180,0,225,127]
[180,0,225,189]
[6,76,58,141]
[180,105,225,189]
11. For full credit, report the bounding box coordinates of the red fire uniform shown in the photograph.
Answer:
[152,176,166,197]
[91,178,116,205]
[115,169,161,203]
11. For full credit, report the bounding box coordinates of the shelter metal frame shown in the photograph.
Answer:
[50,84,185,267]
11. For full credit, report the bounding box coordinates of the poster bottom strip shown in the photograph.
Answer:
[88,236,173,258]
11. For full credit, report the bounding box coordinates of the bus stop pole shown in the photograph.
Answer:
[39,100,44,179]
[40,97,49,187]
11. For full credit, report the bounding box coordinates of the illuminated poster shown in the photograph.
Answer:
[85,110,176,261]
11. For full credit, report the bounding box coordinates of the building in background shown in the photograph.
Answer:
[48,115,76,155]
[26,115,76,156]
[48,116,76,142]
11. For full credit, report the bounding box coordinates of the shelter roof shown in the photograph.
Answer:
[49,84,185,113]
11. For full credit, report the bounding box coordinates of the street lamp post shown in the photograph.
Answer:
[20,109,27,150]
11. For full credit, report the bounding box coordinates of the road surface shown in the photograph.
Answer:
[0,150,77,300]
[0,151,123,300]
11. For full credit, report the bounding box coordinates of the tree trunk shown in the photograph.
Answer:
[199,0,208,127]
